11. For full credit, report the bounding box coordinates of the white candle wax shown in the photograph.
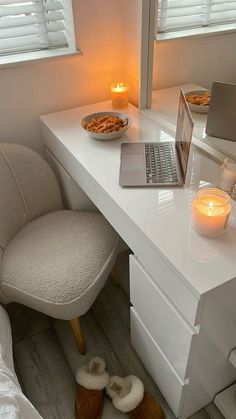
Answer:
[192,189,231,237]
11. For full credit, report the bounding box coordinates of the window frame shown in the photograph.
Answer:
[0,0,80,68]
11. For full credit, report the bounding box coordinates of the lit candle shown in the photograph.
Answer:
[192,188,231,237]
[110,82,129,108]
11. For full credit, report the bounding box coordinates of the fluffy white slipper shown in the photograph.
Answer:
[76,356,109,390]
[106,375,144,413]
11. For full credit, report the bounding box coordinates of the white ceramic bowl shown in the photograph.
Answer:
[81,111,132,140]
[185,90,211,114]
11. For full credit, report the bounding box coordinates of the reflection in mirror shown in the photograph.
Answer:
[144,1,236,161]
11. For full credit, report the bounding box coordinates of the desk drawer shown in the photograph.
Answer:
[131,250,201,327]
[130,255,197,380]
[131,308,186,417]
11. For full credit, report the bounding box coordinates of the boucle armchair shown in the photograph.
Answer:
[0,143,118,353]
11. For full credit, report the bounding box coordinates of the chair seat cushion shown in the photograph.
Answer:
[2,211,118,320]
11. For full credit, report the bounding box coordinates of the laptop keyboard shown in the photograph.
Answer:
[145,143,179,184]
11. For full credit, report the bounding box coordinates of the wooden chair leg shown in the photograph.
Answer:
[70,317,86,355]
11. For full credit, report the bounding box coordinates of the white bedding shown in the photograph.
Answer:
[0,305,43,419]
[0,304,13,370]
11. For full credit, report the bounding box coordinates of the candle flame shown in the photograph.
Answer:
[208,201,214,216]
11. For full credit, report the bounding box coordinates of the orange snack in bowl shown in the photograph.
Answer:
[186,91,210,106]
[85,115,128,133]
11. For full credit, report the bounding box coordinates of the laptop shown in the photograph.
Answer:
[206,81,236,142]
[119,89,194,187]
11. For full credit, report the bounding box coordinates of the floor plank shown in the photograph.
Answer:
[37,404,72,419]
[189,409,210,419]
[6,302,51,344]
[14,329,76,419]
[205,403,225,419]
[13,356,25,393]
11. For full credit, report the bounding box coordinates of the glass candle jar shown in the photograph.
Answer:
[192,188,231,237]
[110,82,129,108]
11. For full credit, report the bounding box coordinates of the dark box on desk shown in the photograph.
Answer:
[206,81,236,142]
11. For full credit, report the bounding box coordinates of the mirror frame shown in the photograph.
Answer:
[139,0,156,110]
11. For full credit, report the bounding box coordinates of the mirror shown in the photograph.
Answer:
[140,1,236,161]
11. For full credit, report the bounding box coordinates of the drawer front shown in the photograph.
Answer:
[130,255,197,380]
[131,308,186,417]
[131,250,201,327]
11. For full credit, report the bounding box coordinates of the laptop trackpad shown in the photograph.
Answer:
[122,154,145,171]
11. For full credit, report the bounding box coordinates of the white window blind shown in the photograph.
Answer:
[0,0,76,57]
[157,0,236,34]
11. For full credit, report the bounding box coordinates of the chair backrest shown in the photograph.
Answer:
[0,143,63,250]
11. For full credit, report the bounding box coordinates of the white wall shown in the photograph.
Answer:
[152,32,236,91]
[0,0,127,153]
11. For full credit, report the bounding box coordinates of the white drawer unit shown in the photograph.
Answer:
[130,308,187,417]
[130,255,197,380]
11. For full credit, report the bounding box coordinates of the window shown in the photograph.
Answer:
[0,0,77,63]
[157,0,236,38]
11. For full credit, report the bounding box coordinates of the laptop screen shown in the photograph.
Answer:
[175,89,194,181]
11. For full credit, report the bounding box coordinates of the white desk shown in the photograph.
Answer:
[40,102,236,419]
[150,84,236,161]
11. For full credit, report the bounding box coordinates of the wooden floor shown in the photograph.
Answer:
[6,282,224,419]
